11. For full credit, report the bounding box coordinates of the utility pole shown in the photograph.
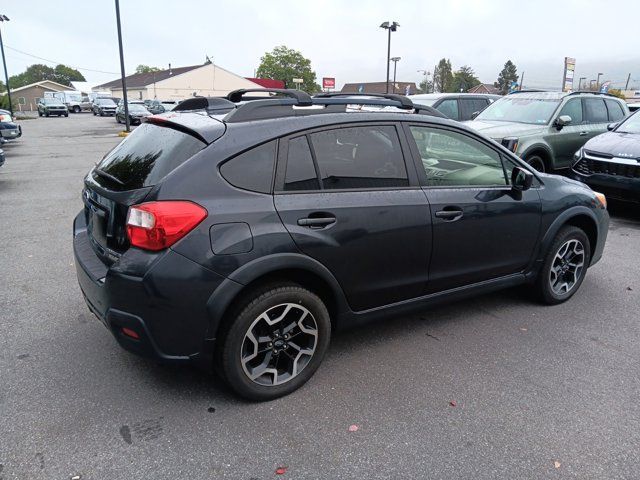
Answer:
[519,71,525,91]
[0,15,13,116]
[114,0,130,133]
[625,73,631,92]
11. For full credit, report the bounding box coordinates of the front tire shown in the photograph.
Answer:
[535,226,591,305]
[72,106,80,113]
[525,154,547,172]
[218,284,331,401]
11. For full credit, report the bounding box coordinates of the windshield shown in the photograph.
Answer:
[43,98,62,105]
[617,112,640,134]
[413,99,437,107]
[476,97,561,125]
[128,104,148,112]
[97,99,115,106]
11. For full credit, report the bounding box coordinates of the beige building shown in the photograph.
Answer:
[4,80,74,112]
[94,63,262,101]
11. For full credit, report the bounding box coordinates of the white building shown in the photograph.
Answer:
[93,63,262,101]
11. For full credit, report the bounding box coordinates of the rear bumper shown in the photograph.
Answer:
[73,211,226,367]
[571,170,640,203]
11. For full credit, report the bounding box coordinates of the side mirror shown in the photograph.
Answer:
[607,122,618,131]
[471,111,480,120]
[554,115,572,129]
[512,166,534,191]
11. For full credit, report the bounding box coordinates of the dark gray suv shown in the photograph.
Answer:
[73,89,609,400]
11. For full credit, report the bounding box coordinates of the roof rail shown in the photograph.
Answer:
[314,92,414,110]
[173,96,235,112]
[226,88,313,105]
[566,90,617,98]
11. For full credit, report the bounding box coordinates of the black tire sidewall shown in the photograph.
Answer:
[526,154,546,172]
[537,226,591,304]
[220,285,331,401]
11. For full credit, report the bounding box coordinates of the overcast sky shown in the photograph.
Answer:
[2,0,639,91]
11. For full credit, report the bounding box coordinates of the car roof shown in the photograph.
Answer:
[410,93,500,100]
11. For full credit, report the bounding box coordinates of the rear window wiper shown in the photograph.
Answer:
[93,167,125,186]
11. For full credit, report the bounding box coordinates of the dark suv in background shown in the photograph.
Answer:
[74,89,609,400]
[466,91,629,172]
[410,93,499,121]
[92,98,117,116]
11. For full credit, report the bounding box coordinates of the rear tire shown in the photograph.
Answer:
[218,284,331,401]
[73,106,80,113]
[525,154,547,172]
[535,226,591,305]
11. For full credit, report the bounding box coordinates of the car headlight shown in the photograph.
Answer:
[501,137,519,153]
[593,191,607,209]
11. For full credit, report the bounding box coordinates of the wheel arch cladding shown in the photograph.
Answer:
[523,144,553,168]
[206,253,350,338]
[541,208,599,264]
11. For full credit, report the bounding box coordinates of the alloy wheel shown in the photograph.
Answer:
[240,303,318,386]
[549,239,585,295]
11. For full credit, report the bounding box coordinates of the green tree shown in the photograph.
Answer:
[418,78,433,94]
[450,66,480,93]
[433,58,453,93]
[496,60,518,95]
[53,64,85,85]
[135,65,161,74]
[256,45,320,93]
[607,88,626,99]
[8,63,84,88]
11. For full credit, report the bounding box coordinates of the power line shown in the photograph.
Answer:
[4,44,119,75]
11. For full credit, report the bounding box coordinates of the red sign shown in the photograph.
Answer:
[322,77,336,89]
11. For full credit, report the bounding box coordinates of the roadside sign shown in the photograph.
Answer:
[562,57,576,92]
[322,77,335,89]
[292,78,303,84]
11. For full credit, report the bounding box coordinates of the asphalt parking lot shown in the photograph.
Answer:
[1,113,639,480]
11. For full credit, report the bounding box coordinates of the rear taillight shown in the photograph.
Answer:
[126,201,207,251]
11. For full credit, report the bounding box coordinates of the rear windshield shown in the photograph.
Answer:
[94,123,206,190]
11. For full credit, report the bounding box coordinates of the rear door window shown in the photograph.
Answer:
[584,98,608,124]
[283,136,320,191]
[309,125,408,190]
[605,99,625,121]
[94,123,206,190]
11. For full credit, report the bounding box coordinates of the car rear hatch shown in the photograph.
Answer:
[82,113,225,264]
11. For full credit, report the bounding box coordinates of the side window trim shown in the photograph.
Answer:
[402,122,514,190]
[305,133,324,189]
[274,122,420,193]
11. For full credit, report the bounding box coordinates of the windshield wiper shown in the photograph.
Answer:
[93,167,125,186]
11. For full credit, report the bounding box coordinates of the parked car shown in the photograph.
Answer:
[0,109,22,140]
[74,89,609,401]
[627,103,640,112]
[146,100,178,114]
[465,91,630,172]
[38,97,69,117]
[115,103,152,125]
[572,110,640,202]
[45,90,88,113]
[92,98,117,116]
[409,93,499,121]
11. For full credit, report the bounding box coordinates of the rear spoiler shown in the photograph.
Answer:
[144,112,226,144]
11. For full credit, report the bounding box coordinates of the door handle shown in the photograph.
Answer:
[435,209,463,221]
[297,216,336,227]
[579,131,588,136]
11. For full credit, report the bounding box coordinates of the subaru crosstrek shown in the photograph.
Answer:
[74,89,609,400]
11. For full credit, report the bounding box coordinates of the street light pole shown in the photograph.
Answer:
[0,15,13,116]
[379,21,399,94]
[578,77,586,90]
[114,0,130,133]
[596,72,603,91]
[390,57,401,93]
